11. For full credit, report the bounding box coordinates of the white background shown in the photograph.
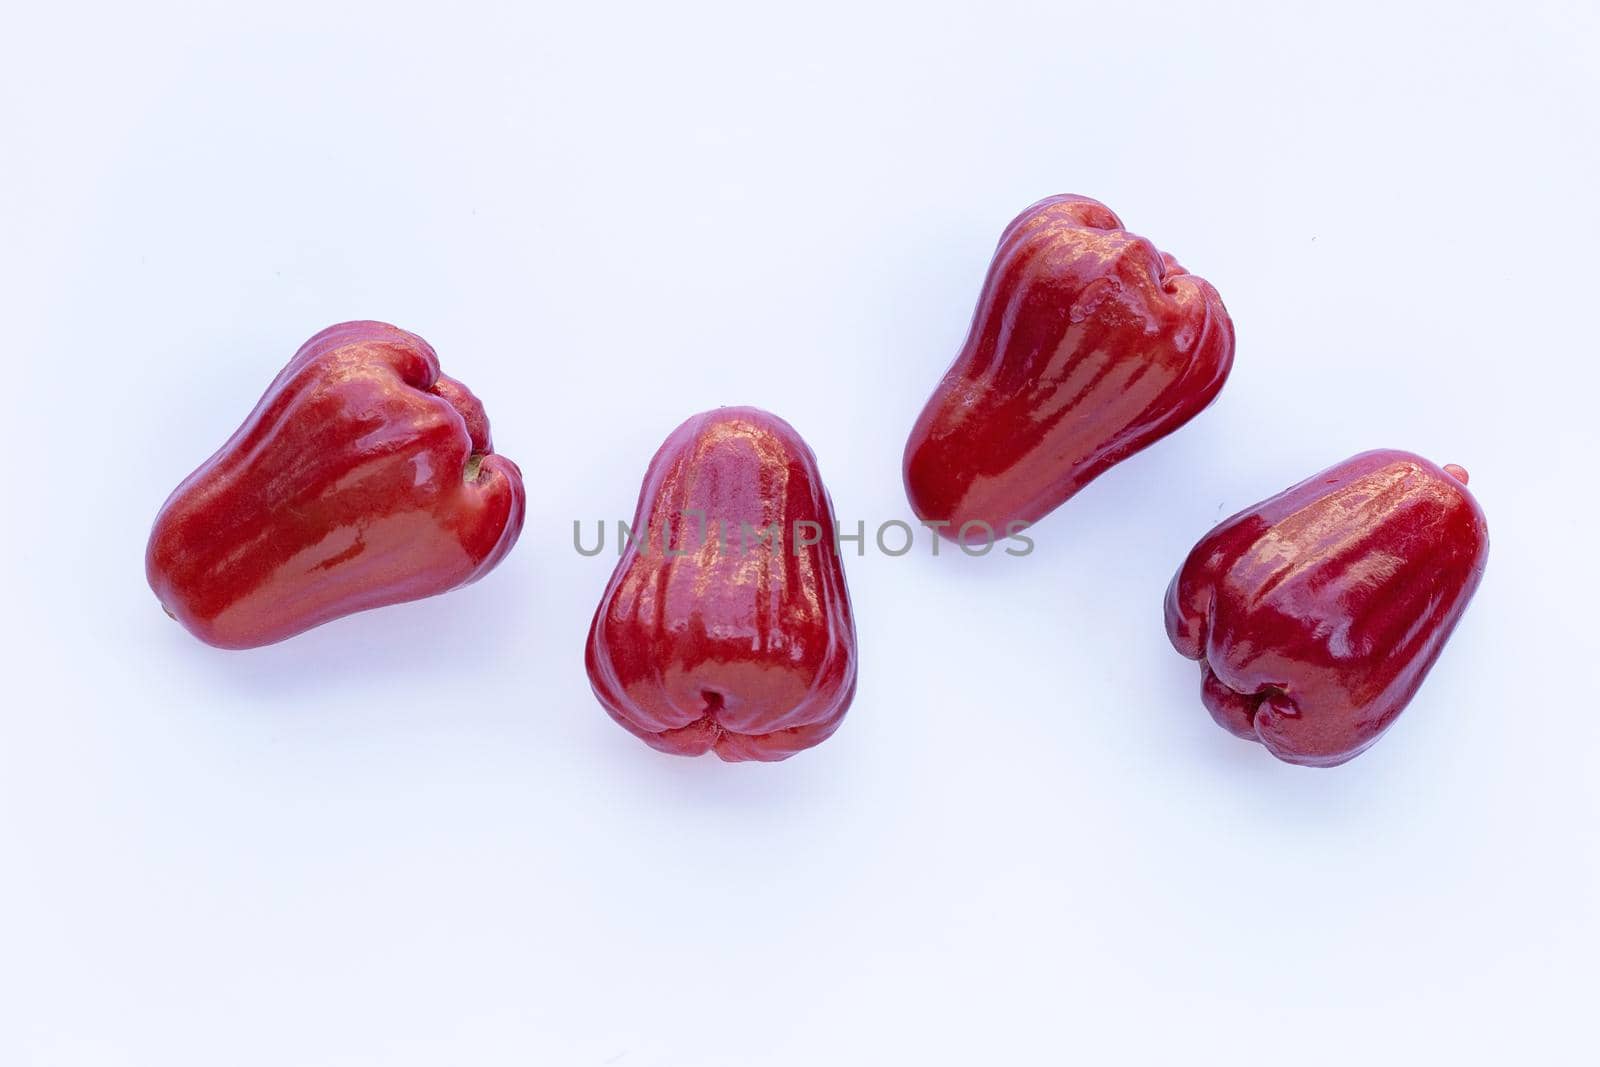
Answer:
[3,2,1597,1064]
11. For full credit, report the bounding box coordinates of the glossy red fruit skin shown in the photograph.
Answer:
[146,321,526,650]
[586,407,858,761]
[904,194,1234,542]
[1165,451,1489,767]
